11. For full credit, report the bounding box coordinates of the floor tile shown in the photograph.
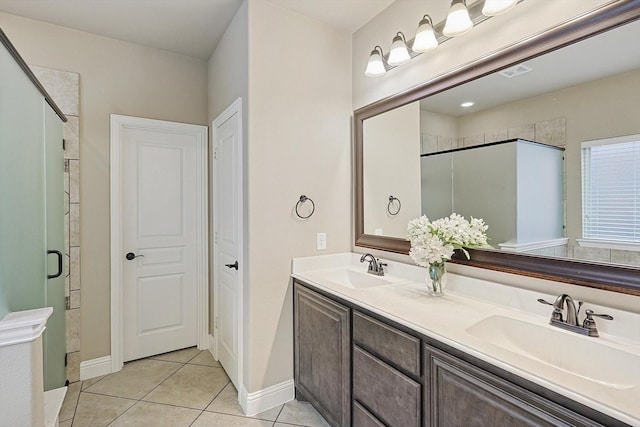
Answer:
[192,411,273,427]
[151,346,201,363]
[276,400,330,427]
[84,359,181,399]
[81,374,106,390]
[143,364,229,409]
[58,381,81,422]
[71,392,136,427]
[206,382,282,421]
[189,350,222,367]
[108,401,201,427]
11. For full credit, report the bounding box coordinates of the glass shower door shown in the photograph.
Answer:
[44,103,66,390]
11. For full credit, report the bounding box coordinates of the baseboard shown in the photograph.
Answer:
[239,379,295,416]
[80,355,113,380]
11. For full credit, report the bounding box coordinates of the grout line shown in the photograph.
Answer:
[202,379,230,411]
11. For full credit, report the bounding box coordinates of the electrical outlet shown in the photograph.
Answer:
[317,232,327,250]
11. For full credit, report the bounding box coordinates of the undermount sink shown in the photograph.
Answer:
[466,315,640,389]
[307,269,395,289]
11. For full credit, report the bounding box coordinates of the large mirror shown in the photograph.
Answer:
[355,1,640,295]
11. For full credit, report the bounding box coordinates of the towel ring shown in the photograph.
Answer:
[387,195,401,216]
[295,195,315,219]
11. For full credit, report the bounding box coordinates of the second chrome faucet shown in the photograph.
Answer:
[538,294,613,337]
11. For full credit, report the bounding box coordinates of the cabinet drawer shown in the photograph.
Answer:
[353,311,420,377]
[353,401,385,427]
[353,346,421,427]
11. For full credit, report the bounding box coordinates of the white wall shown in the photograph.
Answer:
[0,12,209,360]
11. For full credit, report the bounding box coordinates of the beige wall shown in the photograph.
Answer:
[207,0,249,335]
[242,0,352,392]
[352,0,611,109]
[0,12,209,360]
[363,102,421,237]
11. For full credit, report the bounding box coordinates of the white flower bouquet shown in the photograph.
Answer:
[407,213,489,267]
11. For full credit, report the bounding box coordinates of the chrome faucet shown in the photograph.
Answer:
[360,253,386,276]
[538,294,613,337]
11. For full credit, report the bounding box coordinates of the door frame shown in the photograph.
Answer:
[212,98,244,390]
[109,114,209,372]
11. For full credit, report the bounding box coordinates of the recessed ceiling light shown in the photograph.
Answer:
[461,101,475,108]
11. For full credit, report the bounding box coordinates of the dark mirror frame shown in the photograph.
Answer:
[354,0,640,297]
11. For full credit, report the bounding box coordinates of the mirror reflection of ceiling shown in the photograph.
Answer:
[420,20,640,117]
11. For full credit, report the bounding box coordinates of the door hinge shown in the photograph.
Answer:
[215,316,219,329]
[213,150,218,160]
[214,232,219,244]
[62,138,66,150]
[64,353,68,367]
[64,159,70,173]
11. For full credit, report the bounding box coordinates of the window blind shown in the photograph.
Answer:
[582,136,640,243]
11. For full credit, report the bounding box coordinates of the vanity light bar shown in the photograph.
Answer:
[365,0,525,77]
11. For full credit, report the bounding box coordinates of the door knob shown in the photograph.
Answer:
[225,261,239,270]
[126,252,144,261]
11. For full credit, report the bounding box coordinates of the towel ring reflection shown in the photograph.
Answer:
[295,195,315,219]
[387,195,401,216]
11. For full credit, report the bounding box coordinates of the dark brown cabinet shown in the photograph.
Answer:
[294,283,351,426]
[424,345,606,427]
[293,280,624,427]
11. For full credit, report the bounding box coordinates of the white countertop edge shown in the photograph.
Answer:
[291,272,638,426]
[0,307,53,348]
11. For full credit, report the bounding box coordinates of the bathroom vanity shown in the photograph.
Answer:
[292,254,639,427]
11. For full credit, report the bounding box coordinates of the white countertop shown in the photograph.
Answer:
[291,253,640,426]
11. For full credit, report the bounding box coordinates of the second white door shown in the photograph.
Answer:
[120,116,205,362]
[214,99,243,389]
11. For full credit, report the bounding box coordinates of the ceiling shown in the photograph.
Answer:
[421,18,640,117]
[0,0,394,60]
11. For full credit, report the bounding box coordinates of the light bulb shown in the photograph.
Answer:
[412,15,438,53]
[443,0,473,37]
[388,32,411,66]
[364,47,386,77]
[482,0,518,16]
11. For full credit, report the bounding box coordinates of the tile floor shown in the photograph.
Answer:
[58,347,329,427]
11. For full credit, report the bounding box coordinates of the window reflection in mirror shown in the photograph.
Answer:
[361,18,640,268]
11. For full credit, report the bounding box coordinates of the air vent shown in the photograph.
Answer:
[498,64,532,78]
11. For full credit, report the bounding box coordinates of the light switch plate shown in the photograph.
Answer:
[317,232,327,250]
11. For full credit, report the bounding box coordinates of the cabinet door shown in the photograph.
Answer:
[294,283,350,427]
[424,344,603,427]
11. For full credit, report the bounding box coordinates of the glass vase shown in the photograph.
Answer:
[427,262,447,296]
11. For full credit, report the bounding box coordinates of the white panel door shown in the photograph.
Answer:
[215,103,242,388]
[121,122,199,362]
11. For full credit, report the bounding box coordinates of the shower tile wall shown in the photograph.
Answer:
[31,66,81,384]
